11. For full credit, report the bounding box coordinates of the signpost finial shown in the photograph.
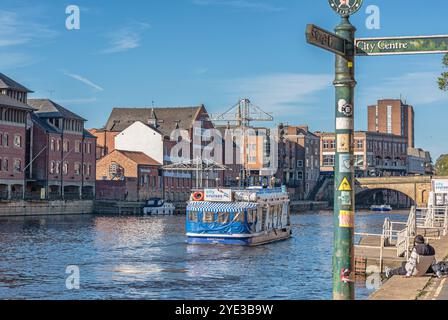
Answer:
[328,0,363,17]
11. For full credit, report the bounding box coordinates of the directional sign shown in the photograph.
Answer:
[356,35,448,56]
[306,24,347,57]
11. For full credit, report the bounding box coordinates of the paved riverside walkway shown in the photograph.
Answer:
[369,234,448,300]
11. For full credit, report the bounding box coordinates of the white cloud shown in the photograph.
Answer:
[192,0,284,11]
[102,22,151,54]
[64,72,104,92]
[360,71,448,105]
[0,10,57,48]
[224,73,333,117]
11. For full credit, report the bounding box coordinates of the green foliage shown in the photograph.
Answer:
[435,155,448,176]
[439,54,448,91]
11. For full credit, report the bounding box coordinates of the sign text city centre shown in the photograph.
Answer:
[356,35,448,56]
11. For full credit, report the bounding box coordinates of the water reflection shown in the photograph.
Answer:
[0,211,408,300]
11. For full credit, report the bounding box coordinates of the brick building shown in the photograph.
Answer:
[96,150,170,201]
[93,105,217,201]
[283,125,321,199]
[368,99,415,148]
[0,74,34,199]
[316,131,408,177]
[27,99,97,200]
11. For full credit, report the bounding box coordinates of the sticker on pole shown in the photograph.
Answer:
[336,117,354,130]
[339,154,353,173]
[339,210,354,228]
[337,134,350,153]
[338,177,352,191]
[339,191,352,206]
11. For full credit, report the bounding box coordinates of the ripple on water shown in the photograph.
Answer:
[0,211,408,300]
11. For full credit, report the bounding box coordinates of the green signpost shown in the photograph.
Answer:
[306,24,347,56]
[307,0,448,301]
[356,35,448,56]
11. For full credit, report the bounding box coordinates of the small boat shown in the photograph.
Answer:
[143,198,176,215]
[370,205,392,212]
[186,187,292,246]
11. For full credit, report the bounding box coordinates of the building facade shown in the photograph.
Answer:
[368,99,415,148]
[316,131,408,177]
[283,125,321,199]
[28,99,96,200]
[0,74,34,199]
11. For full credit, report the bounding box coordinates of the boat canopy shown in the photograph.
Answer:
[187,201,258,213]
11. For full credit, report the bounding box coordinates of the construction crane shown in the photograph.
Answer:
[210,99,274,187]
[210,98,273,127]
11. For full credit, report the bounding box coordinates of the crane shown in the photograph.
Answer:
[209,99,274,188]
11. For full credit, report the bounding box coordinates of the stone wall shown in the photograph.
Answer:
[0,200,94,217]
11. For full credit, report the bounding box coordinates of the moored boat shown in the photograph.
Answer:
[143,198,176,215]
[186,187,292,246]
[370,205,392,212]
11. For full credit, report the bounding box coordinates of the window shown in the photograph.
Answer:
[234,212,245,223]
[203,212,215,223]
[387,105,393,134]
[50,138,55,151]
[217,213,229,224]
[297,160,303,167]
[13,135,21,148]
[63,162,68,175]
[55,162,61,174]
[74,163,81,175]
[63,141,69,152]
[13,159,21,173]
[356,140,363,149]
[2,158,8,171]
[323,155,335,167]
[297,171,303,180]
[189,211,198,222]
[50,161,55,174]
[2,133,8,147]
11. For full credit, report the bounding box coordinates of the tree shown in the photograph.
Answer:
[435,155,448,176]
[438,54,448,91]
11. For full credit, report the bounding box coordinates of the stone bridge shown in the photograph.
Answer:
[355,176,444,207]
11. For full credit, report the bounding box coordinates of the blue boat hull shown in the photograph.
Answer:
[187,228,292,246]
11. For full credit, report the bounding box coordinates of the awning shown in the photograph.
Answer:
[187,201,258,213]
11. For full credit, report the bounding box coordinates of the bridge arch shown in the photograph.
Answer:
[355,176,433,207]
[355,188,415,208]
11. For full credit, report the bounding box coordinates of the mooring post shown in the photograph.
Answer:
[333,15,356,301]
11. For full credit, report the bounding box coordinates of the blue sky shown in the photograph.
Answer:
[1,0,447,159]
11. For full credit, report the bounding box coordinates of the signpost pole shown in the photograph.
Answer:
[333,15,356,300]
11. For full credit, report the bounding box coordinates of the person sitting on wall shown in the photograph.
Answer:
[385,235,441,279]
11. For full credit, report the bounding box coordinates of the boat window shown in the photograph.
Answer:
[189,211,198,222]
[234,212,245,223]
[217,213,229,224]
[203,212,215,223]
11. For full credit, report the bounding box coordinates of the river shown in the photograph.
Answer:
[0,211,408,300]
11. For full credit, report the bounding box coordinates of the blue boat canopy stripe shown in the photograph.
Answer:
[187,201,258,213]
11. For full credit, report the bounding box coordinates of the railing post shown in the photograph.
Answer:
[444,207,448,236]
[379,234,384,274]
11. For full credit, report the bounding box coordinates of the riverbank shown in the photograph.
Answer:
[369,234,448,300]
[0,200,94,217]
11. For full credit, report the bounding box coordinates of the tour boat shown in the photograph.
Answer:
[370,205,393,212]
[143,198,176,215]
[185,187,292,246]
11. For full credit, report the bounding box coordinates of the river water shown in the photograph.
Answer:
[0,211,407,300]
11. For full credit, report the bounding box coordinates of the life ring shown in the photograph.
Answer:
[192,191,205,201]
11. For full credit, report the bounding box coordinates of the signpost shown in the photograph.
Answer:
[306,0,448,300]
[356,35,448,56]
[306,24,347,56]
